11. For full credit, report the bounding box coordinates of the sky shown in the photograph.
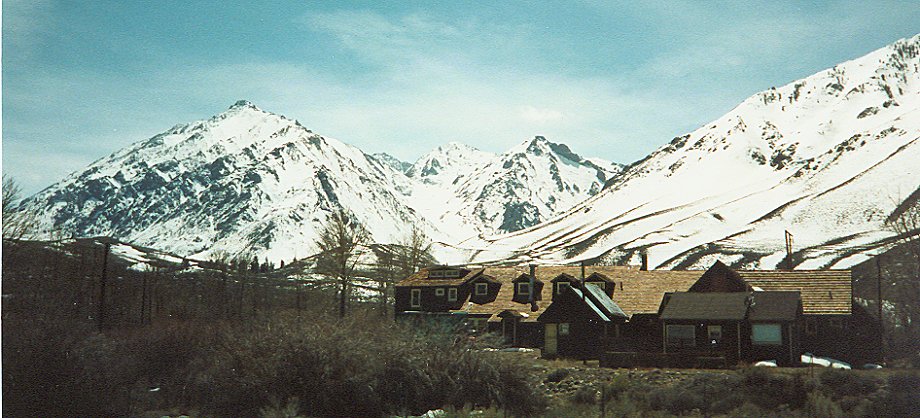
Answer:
[3,1,919,195]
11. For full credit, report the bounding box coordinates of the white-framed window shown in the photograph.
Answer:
[752,323,782,345]
[516,282,531,296]
[557,282,571,294]
[559,323,570,336]
[707,325,722,343]
[475,282,488,296]
[585,281,604,291]
[435,288,445,297]
[429,269,461,278]
[448,287,458,302]
[666,324,696,346]
[410,289,421,308]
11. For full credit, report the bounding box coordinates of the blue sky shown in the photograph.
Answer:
[3,1,919,194]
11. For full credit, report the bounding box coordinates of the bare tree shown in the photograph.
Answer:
[884,191,920,363]
[371,225,435,316]
[396,225,434,278]
[373,247,398,317]
[2,175,37,241]
[209,250,233,272]
[886,191,920,273]
[314,210,370,318]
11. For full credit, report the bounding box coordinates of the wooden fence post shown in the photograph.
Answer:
[98,242,111,331]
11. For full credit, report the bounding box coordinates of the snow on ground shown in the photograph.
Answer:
[443,34,920,269]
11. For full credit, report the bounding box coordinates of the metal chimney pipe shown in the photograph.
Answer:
[528,264,536,309]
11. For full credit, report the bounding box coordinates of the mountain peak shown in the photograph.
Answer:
[437,141,481,153]
[228,99,260,111]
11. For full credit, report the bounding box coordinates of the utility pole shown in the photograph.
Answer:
[876,254,885,364]
[140,271,148,325]
[784,230,794,270]
[98,242,111,331]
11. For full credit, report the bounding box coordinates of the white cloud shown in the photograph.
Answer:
[7,5,917,195]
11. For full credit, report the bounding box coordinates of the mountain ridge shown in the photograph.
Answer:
[19,104,619,262]
[450,34,920,270]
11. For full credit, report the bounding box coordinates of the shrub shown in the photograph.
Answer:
[184,313,547,417]
[260,397,305,418]
[727,402,795,418]
[877,373,920,418]
[648,385,705,415]
[570,386,597,405]
[2,318,101,416]
[739,366,809,410]
[805,391,844,418]
[545,368,572,383]
[602,374,630,399]
[679,372,744,413]
[818,368,880,398]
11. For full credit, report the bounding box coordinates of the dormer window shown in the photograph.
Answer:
[475,282,488,296]
[429,269,461,279]
[557,282,571,294]
[585,281,605,291]
[517,282,531,296]
[448,287,458,301]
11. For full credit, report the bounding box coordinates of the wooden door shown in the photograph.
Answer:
[544,323,558,356]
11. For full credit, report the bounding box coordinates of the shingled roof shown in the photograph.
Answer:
[402,265,703,321]
[749,291,802,321]
[396,267,483,287]
[740,271,851,315]
[395,263,852,321]
[660,292,751,321]
[453,267,550,322]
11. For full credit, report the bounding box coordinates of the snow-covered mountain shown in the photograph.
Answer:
[21,101,442,261]
[370,152,413,174]
[20,102,617,261]
[450,34,920,270]
[445,136,620,233]
[406,138,621,242]
[406,142,496,185]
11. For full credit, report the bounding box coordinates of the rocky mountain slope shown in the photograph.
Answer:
[21,101,440,261]
[20,103,616,261]
[407,138,621,241]
[451,34,920,270]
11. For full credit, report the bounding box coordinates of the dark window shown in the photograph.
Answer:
[475,282,488,296]
[448,287,458,302]
[429,269,461,278]
[667,324,695,346]
[557,282,571,294]
[516,282,531,296]
[410,289,421,308]
[435,288,445,296]
[708,325,722,344]
[559,323,570,336]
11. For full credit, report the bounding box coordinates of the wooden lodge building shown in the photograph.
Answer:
[394,261,881,367]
